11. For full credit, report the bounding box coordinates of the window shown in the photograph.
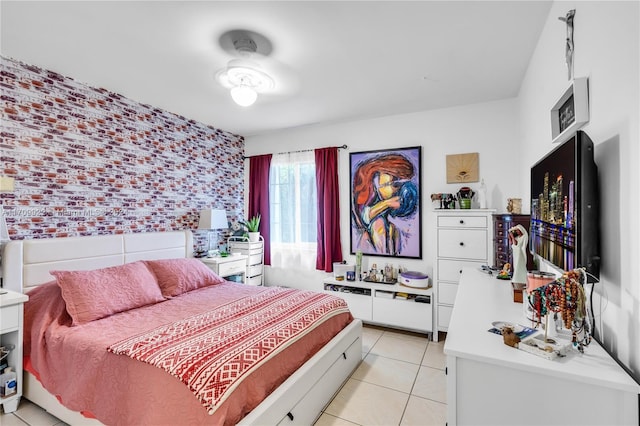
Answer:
[269,151,317,269]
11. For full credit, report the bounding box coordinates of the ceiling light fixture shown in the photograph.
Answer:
[230,84,257,107]
[215,37,275,107]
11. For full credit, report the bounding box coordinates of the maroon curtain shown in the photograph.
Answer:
[315,147,343,272]
[248,154,272,265]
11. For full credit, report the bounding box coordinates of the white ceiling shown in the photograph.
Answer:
[1,1,552,137]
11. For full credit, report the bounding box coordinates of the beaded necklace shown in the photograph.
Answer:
[527,268,591,353]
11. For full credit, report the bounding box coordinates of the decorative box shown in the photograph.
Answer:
[399,271,430,288]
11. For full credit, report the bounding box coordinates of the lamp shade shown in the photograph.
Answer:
[198,209,228,230]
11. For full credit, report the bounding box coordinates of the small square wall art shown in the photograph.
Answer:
[446,152,479,183]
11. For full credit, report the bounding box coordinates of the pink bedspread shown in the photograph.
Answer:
[24,281,353,425]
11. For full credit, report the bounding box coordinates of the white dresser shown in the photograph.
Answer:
[434,209,494,340]
[228,237,264,286]
[444,268,640,425]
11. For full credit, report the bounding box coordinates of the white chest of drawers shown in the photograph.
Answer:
[228,237,264,286]
[434,209,494,340]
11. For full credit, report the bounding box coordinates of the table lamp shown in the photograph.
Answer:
[198,209,228,256]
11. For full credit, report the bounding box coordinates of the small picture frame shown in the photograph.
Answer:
[550,77,589,144]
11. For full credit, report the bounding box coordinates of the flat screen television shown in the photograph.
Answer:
[530,130,600,282]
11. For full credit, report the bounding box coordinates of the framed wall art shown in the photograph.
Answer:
[446,152,479,183]
[551,77,589,144]
[350,146,422,259]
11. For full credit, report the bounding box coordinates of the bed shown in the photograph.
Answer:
[2,230,362,425]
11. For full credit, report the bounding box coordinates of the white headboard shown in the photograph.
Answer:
[2,230,193,294]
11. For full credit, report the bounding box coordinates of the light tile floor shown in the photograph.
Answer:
[0,325,446,426]
[316,325,447,426]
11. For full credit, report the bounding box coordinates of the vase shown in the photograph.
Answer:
[248,232,260,243]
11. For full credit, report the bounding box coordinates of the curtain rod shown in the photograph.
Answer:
[243,144,348,160]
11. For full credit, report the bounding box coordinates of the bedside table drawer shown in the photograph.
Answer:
[1,304,19,332]
[218,260,246,277]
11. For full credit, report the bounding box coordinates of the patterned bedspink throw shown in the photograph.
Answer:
[108,287,349,414]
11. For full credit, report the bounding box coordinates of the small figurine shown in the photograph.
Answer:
[502,326,521,348]
[559,9,576,80]
[456,187,475,209]
[497,262,511,279]
[441,193,455,209]
[477,179,487,209]
[509,224,529,285]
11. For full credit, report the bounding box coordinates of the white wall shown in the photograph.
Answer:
[245,99,522,287]
[246,0,639,385]
[517,1,639,381]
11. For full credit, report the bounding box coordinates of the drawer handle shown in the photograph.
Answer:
[459,220,465,224]
[459,270,463,274]
[459,242,464,246]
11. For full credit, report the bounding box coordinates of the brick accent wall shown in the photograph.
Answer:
[0,56,244,251]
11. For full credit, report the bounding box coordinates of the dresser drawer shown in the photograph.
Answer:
[495,251,509,262]
[438,282,458,305]
[494,227,508,239]
[248,254,262,265]
[0,304,19,332]
[229,242,263,255]
[438,259,487,282]
[247,264,262,277]
[494,236,509,246]
[245,275,263,286]
[438,229,487,260]
[495,243,509,255]
[438,305,453,329]
[438,215,487,228]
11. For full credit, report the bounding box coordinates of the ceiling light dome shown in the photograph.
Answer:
[215,33,275,107]
[230,85,258,107]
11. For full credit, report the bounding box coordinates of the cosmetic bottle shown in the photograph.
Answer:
[0,367,17,397]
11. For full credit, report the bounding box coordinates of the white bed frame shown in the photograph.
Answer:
[2,230,362,425]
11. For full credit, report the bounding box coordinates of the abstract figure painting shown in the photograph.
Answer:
[350,146,422,259]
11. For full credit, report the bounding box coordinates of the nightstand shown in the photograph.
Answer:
[200,255,248,282]
[0,289,28,414]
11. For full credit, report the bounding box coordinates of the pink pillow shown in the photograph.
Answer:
[145,258,225,297]
[51,261,165,326]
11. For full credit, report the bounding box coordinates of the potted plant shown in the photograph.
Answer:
[240,214,261,242]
